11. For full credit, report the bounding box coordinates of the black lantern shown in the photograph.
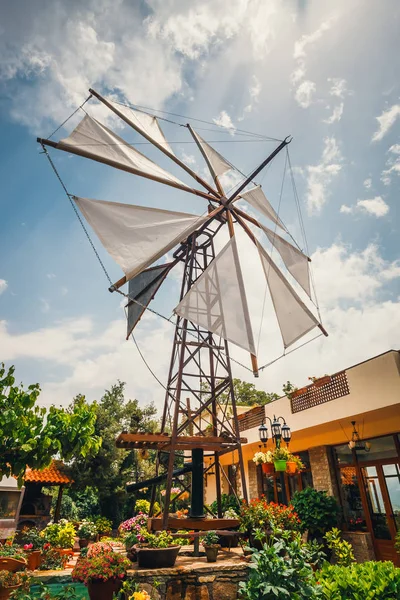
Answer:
[271,416,281,440]
[258,422,268,444]
[281,422,291,445]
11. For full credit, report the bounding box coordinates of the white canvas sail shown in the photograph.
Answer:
[240,186,286,231]
[174,237,256,355]
[108,100,175,155]
[73,196,208,281]
[261,225,311,298]
[257,241,319,348]
[191,129,232,178]
[58,114,187,188]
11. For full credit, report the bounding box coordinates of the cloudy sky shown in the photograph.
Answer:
[0,0,399,411]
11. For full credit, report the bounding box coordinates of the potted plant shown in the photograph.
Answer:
[0,543,27,573]
[134,530,182,569]
[252,450,274,474]
[272,446,291,471]
[77,520,98,548]
[43,519,76,555]
[0,570,30,600]
[202,531,220,563]
[239,498,301,548]
[20,526,44,571]
[291,488,339,542]
[94,516,113,540]
[286,454,305,475]
[72,542,131,600]
[309,375,331,388]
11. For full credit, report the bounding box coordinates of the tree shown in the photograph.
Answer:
[0,363,101,484]
[202,378,279,407]
[68,381,159,525]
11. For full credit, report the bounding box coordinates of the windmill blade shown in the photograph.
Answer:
[174,237,256,355]
[106,99,175,155]
[126,263,173,338]
[38,114,214,201]
[73,196,208,282]
[256,240,320,349]
[189,128,233,179]
[239,185,286,231]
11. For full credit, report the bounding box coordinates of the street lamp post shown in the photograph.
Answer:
[258,415,292,505]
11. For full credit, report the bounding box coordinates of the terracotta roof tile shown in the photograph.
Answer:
[24,460,73,485]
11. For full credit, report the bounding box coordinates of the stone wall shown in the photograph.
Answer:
[247,459,260,500]
[131,559,249,600]
[342,531,375,563]
[308,445,340,499]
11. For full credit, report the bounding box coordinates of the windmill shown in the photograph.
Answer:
[37,89,327,532]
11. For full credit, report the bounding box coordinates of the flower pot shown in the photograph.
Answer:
[79,539,90,549]
[135,545,180,569]
[0,558,27,573]
[274,460,287,472]
[314,376,331,387]
[286,461,297,474]
[87,579,122,600]
[0,584,21,600]
[261,463,274,474]
[204,545,220,563]
[26,550,41,571]
[126,547,137,563]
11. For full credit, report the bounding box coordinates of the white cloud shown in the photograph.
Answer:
[381,143,400,186]
[293,19,333,60]
[0,280,8,295]
[305,137,343,213]
[340,196,389,218]
[238,75,262,119]
[181,151,197,166]
[294,80,316,108]
[363,177,372,190]
[213,110,236,134]
[61,287,68,296]
[46,273,56,279]
[328,78,349,99]
[372,103,400,142]
[40,298,51,313]
[323,102,344,124]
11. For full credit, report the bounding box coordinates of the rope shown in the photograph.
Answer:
[40,145,113,286]
[47,95,92,139]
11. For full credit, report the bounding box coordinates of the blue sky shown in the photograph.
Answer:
[0,0,399,410]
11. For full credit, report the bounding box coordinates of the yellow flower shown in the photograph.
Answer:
[129,591,151,600]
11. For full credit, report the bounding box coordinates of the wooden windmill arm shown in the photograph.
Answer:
[89,88,221,200]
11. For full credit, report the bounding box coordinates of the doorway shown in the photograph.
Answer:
[361,461,400,564]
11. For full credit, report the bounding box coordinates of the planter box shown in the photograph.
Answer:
[314,376,331,388]
[291,387,307,398]
[135,545,180,569]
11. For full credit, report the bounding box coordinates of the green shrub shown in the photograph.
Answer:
[317,561,400,599]
[239,531,321,599]
[43,519,76,549]
[94,516,112,536]
[395,529,400,555]
[291,488,339,539]
[134,499,150,514]
[210,493,240,515]
[324,527,355,567]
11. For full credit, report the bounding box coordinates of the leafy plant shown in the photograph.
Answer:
[223,508,239,519]
[87,541,114,557]
[291,488,339,539]
[304,539,326,570]
[324,528,355,567]
[0,570,30,589]
[19,526,45,551]
[282,381,297,397]
[202,531,220,547]
[239,498,301,535]
[43,519,76,549]
[0,364,101,484]
[77,519,97,540]
[137,531,177,548]
[239,531,321,599]
[252,451,273,465]
[39,547,69,571]
[210,493,241,516]
[10,582,84,599]
[395,528,400,555]
[271,446,291,461]
[72,550,131,585]
[94,516,113,536]
[317,561,400,599]
[134,499,150,514]
[292,455,305,471]
[0,542,26,561]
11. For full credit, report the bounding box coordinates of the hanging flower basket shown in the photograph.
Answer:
[286,461,297,475]
[262,463,274,475]
[274,460,287,472]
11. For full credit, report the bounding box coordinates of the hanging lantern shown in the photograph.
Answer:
[271,416,282,441]
[281,422,291,445]
[258,422,269,444]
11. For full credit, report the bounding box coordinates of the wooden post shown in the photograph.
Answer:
[54,486,64,523]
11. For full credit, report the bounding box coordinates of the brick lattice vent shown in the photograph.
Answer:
[290,371,350,413]
[238,405,265,432]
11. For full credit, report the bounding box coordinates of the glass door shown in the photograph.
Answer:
[361,463,400,564]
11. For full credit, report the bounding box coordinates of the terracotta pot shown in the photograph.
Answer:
[135,545,180,569]
[26,550,41,571]
[204,545,220,563]
[0,584,21,600]
[286,461,297,474]
[87,579,122,600]
[55,548,73,556]
[0,557,27,573]
[79,539,90,549]
[261,463,274,474]
[274,460,287,472]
